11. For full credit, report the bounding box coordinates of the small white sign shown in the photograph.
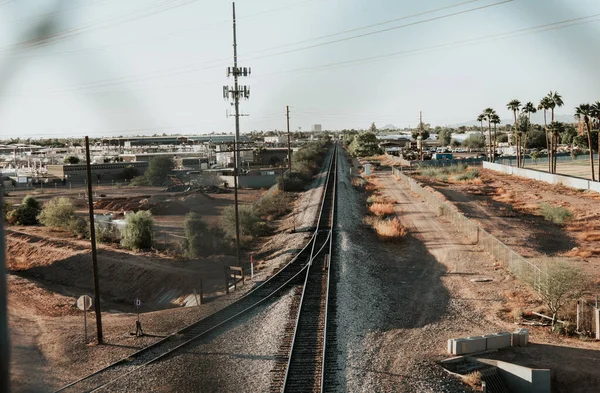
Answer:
[135,298,141,307]
[77,295,93,311]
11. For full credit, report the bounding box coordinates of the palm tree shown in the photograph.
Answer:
[481,108,497,162]
[574,104,595,182]
[538,97,553,172]
[477,114,486,143]
[547,91,564,173]
[521,102,537,168]
[592,101,600,178]
[491,114,501,162]
[507,100,521,167]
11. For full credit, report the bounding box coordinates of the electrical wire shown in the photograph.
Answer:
[255,13,600,77]
[0,0,201,54]
[240,0,513,62]
[0,0,513,94]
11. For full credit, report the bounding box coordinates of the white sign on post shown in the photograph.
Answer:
[77,295,93,343]
[77,295,93,311]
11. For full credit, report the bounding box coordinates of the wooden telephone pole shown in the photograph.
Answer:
[84,136,103,344]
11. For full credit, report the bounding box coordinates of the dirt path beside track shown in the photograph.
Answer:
[334,154,600,392]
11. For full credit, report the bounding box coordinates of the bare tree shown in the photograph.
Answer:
[531,258,589,326]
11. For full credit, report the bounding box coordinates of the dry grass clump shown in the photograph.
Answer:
[494,187,517,204]
[463,371,483,390]
[351,177,367,188]
[372,217,407,241]
[366,194,396,204]
[364,177,383,191]
[369,202,395,216]
[539,202,572,224]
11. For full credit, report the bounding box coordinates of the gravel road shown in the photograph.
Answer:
[331,150,504,392]
[97,288,297,393]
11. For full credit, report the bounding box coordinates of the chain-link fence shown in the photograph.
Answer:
[576,298,599,336]
[391,167,546,291]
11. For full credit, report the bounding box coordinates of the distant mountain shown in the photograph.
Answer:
[381,124,399,130]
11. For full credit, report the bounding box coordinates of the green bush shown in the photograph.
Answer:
[2,201,12,222]
[253,191,293,219]
[9,195,41,225]
[39,197,76,228]
[68,217,88,238]
[63,156,80,164]
[130,175,151,186]
[540,203,572,224]
[455,169,480,181]
[183,212,227,257]
[221,205,267,241]
[95,223,120,243]
[121,211,154,250]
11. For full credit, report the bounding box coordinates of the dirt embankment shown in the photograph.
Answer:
[6,227,235,311]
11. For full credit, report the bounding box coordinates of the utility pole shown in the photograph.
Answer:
[0,184,9,393]
[286,105,292,173]
[223,2,250,267]
[419,111,424,161]
[84,136,103,344]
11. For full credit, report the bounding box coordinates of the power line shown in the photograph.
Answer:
[255,13,600,77]
[0,0,512,94]
[0,0,201,54]
[240,0,513,62]
[1,0,323,60]
[2,12,598,98]
[239,0,484,57]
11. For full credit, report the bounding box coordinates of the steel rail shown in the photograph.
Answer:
[281,142,337,393]
[54,145,338,393]
[320,146,337,393]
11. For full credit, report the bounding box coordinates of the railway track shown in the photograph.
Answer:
[54,145,339,393]
[271,144,338,393]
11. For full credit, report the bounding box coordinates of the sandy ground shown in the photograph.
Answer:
[333,150,600,392]
[8,152,331,392]
[413,168,600,279]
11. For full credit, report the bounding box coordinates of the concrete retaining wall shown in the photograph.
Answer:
[477,358,551,393]
[220,174,279,189]
[484,161,600,194]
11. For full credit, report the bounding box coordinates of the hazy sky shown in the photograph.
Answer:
[0,0,599,138]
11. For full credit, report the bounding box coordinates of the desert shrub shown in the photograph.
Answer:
[351,177,366,189]
[63,155,80,164]
[68,216,88,238]
[95,223,120,243]
[2,201,12,222]
[539,202,572,224]
[121,165,138,181]
[121,211,154,250]
[183,212,227,257]
[38,197,76,229]
[371,217,406,241]
[527,258,589,326]
[9,195,41,225]
[368,203,395,217]
[463,371,483,390]
[221,205,268,242]
[279,172,310,192]
[130,175,151,186]
[454,169,480,181]
[253,191,293,219]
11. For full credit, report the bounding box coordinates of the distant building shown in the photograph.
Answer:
[312,124,322,132]
[215,145,254,167]
[264,135,286,144]
[46,161,149,183]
